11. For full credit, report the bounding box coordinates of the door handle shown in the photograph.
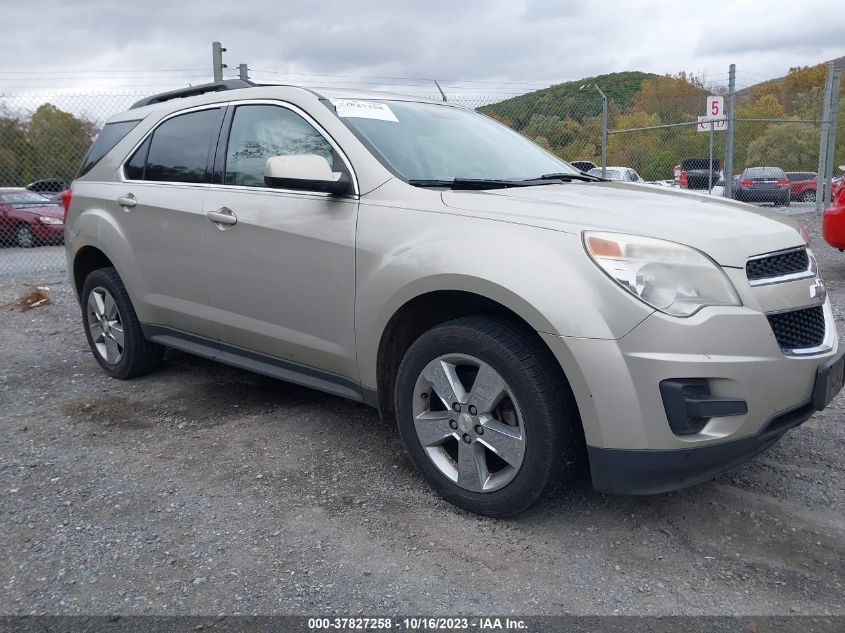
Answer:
[117,193,136,209]
[206,207,237,227]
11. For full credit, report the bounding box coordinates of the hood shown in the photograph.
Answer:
[441,182,804,268]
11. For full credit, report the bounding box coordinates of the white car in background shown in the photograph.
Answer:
[588,166,644,182]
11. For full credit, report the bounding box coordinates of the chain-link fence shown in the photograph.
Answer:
[0,64,842,285]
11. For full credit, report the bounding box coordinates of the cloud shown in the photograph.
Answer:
[1,0,842,97]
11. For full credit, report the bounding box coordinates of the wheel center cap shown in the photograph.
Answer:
[457,413,473,433]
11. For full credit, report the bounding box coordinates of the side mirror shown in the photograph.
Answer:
[264,155,351,195]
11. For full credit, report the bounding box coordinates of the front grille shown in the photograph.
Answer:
[767,305,826,350]
[746,248,809,282]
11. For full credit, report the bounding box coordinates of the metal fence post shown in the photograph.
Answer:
[212,41,226,82]
[823,69,841,206]
[590,85,608,178]
[724,64,736,198]
[708,123,714,192]
[238,64,249,81]
[816,62,834,212]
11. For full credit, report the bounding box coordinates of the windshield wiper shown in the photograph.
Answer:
[408,178,537,190]
[533,172,605,182]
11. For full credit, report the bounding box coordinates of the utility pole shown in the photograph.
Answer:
[212,41,227,82]
[238,63,250,81]
[823,68,841,207]
[579,83,607,176]
[724,64,736,198]
[598,85,608,178]
[816,62,834,212]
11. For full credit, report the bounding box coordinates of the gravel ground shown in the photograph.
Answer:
[0,207,843,616]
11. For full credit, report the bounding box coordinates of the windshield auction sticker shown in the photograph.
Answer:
[331,99,399,122]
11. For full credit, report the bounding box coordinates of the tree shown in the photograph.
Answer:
[629,73,708,122]
[0,105,33,186]
[744,123,820,171]
[522,114,581,153]
[27,104,98,183]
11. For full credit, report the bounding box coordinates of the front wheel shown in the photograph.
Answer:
[16,224,36,248]
[394,316,581,517]
[801,190,816,203]
[81,267,164,379]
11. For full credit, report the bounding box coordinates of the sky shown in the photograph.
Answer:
[1,0,843,98]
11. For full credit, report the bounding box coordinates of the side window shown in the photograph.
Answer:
[124,137,150,180]
[225,105,336,187]
[128,108,221,183]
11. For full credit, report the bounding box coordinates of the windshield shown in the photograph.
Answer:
[333,99,578,182]
[0,191,55,208]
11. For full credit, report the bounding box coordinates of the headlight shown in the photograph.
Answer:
[38,216,63,225]
[583,231,741,317]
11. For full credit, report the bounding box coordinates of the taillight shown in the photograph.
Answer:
[740,179,753,187]
[680,170,688,187]
[777,178,789,186]
[61,189,72,222]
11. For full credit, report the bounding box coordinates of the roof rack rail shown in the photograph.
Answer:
[129,79,255,110]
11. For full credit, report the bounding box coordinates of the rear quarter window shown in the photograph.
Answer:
[78,120,141,177]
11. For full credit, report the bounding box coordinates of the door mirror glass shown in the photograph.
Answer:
[264,155,351,195]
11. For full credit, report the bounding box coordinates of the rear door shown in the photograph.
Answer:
[116,106,224,338]
[201,102,359,382]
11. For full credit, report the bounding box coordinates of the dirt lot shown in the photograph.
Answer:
[1,209,843,616]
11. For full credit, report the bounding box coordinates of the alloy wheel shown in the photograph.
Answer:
[412,353,526,492]
[87,286,125,364]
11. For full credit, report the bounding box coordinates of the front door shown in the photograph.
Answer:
[202,103,359,382]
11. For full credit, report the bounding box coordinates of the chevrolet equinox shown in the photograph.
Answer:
[64,80,844,516]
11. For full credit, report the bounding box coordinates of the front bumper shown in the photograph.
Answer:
[541,291,840,495]
[31,221,65,243]
[587,399,814,494]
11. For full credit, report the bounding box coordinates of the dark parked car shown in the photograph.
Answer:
[0,188,65,248]
[733,167,791,206]
[679,158,721,190]
[785,172,817,202]
[570,160,597,173]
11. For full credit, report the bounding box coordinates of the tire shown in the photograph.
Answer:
[801,190,816,203]
[81,267,164,379]
[394,315,581,517]
[782,194,790,207]
[16,224,36,248]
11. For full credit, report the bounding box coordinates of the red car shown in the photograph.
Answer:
[785,171,818,202]
[0,188,65,248]
[822,172,845,250]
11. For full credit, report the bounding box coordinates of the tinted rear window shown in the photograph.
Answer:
[746,167,785,178]
[78,120,140,177]
[681,158,720,170]
[142,109,221,183]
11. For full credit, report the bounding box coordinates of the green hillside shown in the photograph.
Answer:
[478,71,659,128]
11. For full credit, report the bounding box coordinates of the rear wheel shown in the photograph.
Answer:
[16,224,35,248]
[801,189,816,203]
[81,267,163,379]
[394,315,580,517]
